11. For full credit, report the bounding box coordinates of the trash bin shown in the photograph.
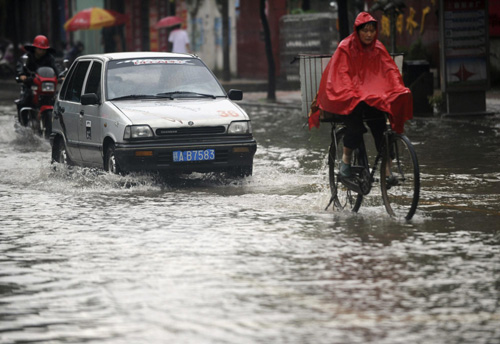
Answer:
[403,60,433,115]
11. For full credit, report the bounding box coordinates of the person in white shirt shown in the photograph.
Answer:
[168,24,190,53]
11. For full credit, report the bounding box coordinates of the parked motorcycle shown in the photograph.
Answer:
[15,55,59,139]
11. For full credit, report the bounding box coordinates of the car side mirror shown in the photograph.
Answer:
[81,93,99,105]
[228,89,243,101]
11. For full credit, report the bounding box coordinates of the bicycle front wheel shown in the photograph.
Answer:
[380,133,420,220]
[328,127,363,212]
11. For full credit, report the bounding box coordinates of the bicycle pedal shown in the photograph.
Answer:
[339,175,370,195]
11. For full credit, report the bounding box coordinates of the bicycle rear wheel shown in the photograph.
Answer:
[328,127,363,212]
[380,133,420,220]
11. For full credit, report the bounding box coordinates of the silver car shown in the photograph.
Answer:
[50,52,256,177]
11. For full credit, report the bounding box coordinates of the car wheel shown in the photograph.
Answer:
[104,143,122,174]
[52,137,72,166]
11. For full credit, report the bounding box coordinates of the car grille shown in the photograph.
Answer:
[157,149,229,164]
[156,126,226,137]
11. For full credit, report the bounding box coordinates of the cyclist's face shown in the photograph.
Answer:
[359,24,376,45]
[34,48,47,59]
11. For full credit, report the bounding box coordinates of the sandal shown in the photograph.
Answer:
[340,161,351,178]
[386,175,399,189]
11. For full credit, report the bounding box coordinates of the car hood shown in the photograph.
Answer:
[111,98,248,128]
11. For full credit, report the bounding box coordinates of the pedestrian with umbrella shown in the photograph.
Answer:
[156,16,190,54]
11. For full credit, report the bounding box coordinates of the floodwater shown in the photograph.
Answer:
[0,101,499,344]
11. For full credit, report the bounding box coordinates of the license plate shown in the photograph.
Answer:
[173,149,215,162]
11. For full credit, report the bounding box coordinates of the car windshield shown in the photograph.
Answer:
[106,58,226,100]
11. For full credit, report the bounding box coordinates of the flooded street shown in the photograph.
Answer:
[0,99,499,343]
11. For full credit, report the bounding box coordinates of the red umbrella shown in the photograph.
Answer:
[107,9,129,26]
[155,16,183,29]
[64,7,128,32]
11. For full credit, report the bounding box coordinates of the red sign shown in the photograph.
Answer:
[441,0,489,91]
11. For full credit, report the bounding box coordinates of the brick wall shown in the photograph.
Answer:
[236,0,286,79]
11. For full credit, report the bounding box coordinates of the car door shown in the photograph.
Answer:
[58,60,91,163]
[79,61,103,165]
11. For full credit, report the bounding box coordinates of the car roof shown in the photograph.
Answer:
[75,51,198,62]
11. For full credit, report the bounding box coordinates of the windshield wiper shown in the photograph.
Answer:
[109,94,157,101]
[156,91,217,99]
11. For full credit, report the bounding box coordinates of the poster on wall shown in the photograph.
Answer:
[441,0,489,91]
[490,1,500,36]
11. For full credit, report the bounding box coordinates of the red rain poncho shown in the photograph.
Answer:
[309,12,413,133]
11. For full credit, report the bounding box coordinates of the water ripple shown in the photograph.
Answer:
[0,106,499,343]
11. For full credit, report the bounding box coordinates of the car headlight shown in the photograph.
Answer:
[228,121,251,134]
[41,82,55,92]
[124,125,154,139]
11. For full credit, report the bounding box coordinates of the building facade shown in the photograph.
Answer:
[2,0,500,85]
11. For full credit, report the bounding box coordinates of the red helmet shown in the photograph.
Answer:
[32,35,50,49]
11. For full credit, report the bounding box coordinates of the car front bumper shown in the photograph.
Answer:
[114,138,257,173]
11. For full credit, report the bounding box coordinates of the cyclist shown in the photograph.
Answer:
[15,35,60,112]
[309,12,413,179]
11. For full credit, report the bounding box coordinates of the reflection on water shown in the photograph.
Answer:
[0,104,499,343]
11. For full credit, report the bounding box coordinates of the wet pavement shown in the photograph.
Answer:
[0,78,499,343]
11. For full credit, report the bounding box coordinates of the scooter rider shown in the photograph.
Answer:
[15,35,60,112]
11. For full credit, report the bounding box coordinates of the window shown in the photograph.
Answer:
[84,61,102,96]
[61,60,90,102]
[106,58,226,99]
[59,63,77,100]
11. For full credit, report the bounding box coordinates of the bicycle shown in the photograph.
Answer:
[323,112,420,221]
